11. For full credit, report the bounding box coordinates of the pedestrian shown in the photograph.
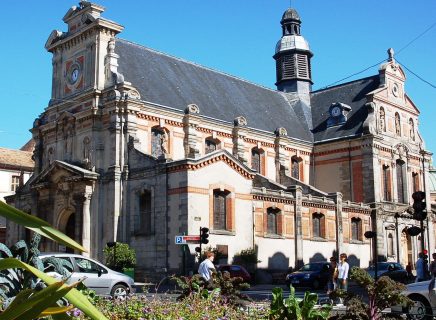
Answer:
[337,253,349,304]
[415,252,426,282]
[327,256,338,294]
[428,253,436,292]
[406,262,413,280]
[198,251,216,288]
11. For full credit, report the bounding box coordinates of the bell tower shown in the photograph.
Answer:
[274,8,313,94]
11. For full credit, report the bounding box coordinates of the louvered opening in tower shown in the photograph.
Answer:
[281,55,296,79]
[297,54,308,78]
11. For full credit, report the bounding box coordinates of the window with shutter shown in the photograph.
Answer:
[138,191,152,235]
[213,190,229,230]
[396,160,405,203]
[312,213,324,238]
[11,175,20,192]
[383,165,391,201]
[267,208,280,235]
[351,218,361,241]
[291,157,300,180]
[412,172,419,193]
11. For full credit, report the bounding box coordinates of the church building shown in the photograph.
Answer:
[7,2,434,280]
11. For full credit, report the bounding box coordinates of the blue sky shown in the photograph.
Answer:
[1,1,435,157]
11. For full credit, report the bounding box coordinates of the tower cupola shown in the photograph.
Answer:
[274,8,313,94]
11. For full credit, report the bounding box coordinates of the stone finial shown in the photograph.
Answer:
[233,116,247,127]
[107,38,116,54]
[275,127,287,137]
[184,104,200,114]
[388,48,395,62]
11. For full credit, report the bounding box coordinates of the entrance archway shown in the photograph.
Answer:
[65,213,75,253]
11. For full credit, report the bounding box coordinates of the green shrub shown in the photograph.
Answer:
[103,242,136,271]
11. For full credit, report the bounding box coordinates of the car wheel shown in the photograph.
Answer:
[312,279,320,290]
[111,284,129,298]
[407,295,433,320]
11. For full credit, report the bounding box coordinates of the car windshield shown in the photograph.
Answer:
[299,263,323,272]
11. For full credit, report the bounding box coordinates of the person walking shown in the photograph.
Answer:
[428,253,436,292]
[416,252,426,282]
[198,251,216,288]
[327,257,338,294]
[337,253,349,303]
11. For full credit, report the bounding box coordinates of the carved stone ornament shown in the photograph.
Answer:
[395,143,408,160]
[362,102,376,134]
[107,89,121,101]
[126,89,140,100]
[184,104,200,114]
[233,116,247,127]
[275,127,287,137]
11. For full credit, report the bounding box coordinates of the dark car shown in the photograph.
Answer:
[285,262,331,290]
[216,264,251,283]
[365,262,408,283]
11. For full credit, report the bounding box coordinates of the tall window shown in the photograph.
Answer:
[387,233,394,256]
[382,165,391,201]
[205,138,220,154]
[267,208,280,235]
[213,190,229,230]
[151,128,166,158]
[11,175,20,192]
[291,156,301,180]
[396,160,406,203]
[138,191,152,235]
[351,217,361,241]
[379,107,386,132]
[312,213,325,238]
[412,172,420,193]
[395,113,401,136]
[251,148,264,174]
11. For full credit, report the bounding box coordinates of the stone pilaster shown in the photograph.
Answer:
[274,127,289,183]
[232,116,248,165]
[291,185,304,268]
[183,104,200,158]
[330,192,344,257]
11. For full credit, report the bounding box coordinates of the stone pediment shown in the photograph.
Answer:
[32,160,98,188]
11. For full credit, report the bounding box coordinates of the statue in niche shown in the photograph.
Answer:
[83,137,92,169]
[409,119,415,141]
[160,130,168,155]
[395,113,401,136]
[379,107,386,132]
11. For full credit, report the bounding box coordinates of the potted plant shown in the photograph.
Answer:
[103,242,136,279]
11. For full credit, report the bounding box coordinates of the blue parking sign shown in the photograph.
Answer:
[175,236,184,244]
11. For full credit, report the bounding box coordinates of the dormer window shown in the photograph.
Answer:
[327,102,351,127]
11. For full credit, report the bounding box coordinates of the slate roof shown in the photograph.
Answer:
[115,38,313,142]
[0,148,34,171]
[310,76,380,143]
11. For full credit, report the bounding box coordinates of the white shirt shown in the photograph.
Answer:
[198,259,215,281]
[337,261,349,280]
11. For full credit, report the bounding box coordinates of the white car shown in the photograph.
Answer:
[40,253,135,297]
[391,280,435,320]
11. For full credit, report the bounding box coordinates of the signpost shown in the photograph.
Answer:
[175,235,200,244]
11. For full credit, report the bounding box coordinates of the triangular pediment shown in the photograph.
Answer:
[32,160,98,187]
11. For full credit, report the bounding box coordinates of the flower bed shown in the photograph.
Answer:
[72,294,270,320]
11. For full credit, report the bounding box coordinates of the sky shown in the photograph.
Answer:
[1,1,435,156]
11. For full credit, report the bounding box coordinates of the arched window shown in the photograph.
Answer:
[351,217,362,241]
[312,213,325,238]
[382,165,391,201]
[251,148,265,174]
[387,233,394,256]
[396,159,406,204]
[213,189,230,230]
[151,127,167,158]
[267,208,280,235]
[205,138,220,154]
[291,156,301,180]
[138,190,152,235]
[409,118,415,141]
[395,113,401,136]
[379,107,386,132]
[412,172,420,193]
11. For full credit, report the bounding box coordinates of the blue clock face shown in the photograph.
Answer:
[331,106,341,117]
[68,63,81,85]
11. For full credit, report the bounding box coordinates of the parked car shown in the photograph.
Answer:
[216,264,251,283]
[285,262,331,290]
[365,262,408,283]
[391,280,435,320]
[40,253,135,297]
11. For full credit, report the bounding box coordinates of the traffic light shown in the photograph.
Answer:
[200,227,209,244]
[412,191,427,221]
[423,249,429,264]
[195,246,201,253]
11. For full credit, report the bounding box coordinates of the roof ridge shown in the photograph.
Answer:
[116,38,280,94]
[0,147,32,154]
[311,75,379,94]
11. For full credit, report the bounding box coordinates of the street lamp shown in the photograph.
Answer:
[364,230,378,280]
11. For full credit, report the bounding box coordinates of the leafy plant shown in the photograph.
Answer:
[0,200,108,319]
[336,267,412,320]
[170,274,207,300]
[213,270,251,306]
[232,248,261,265]
[103,242,136,271]
[269,286,332,320]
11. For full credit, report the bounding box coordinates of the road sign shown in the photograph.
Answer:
[175,235,201,244]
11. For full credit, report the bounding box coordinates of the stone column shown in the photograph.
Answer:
[331,192,344,257]
[81,192,92,257]
[183,104,200,158]
[292,185,304,268]
[232,116,248,165]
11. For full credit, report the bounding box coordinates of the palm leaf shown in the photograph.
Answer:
[0,201,86,253]
[0,259,108,320]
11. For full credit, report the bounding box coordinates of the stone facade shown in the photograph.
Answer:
[6,2,433,281]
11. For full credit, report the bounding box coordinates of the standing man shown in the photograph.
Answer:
[337,253,349,304]
[198,251,216,288]
[416,252,425,282]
